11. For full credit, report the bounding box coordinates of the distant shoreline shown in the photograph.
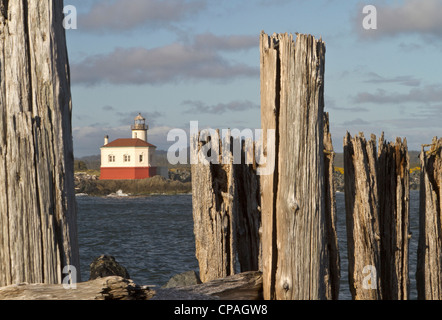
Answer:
[74,173,192,197]
[74,166,420,197]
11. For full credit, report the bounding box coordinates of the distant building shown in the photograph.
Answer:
[100,113,157,180]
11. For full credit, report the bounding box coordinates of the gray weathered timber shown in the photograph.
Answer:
[0,272,262,300]
[260,32,331,300]
[323,112,340,300]
[417,137,442,300]
[0,276,154,300]
[344,133,382,300]
[156,271,263,300]
[0,1,79,286]
[259,31,279,300]
[191,131,260,283]
[377,135,410,300]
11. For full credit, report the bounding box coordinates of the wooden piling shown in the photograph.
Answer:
[417,137,442,300]
[344,132,411,300]
[191,131,261,283]
[324,113,340,300]
[377,135,410,300]
[259,31,279,300]
[260,32,334,300]
[344,133,382,300]
[0,1,79,286]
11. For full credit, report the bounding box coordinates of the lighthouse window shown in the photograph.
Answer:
[124,154,131,162]
[108,155,115,163]
[139,154,143,162]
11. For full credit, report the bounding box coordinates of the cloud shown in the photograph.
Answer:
[79,0,207,32]
[71,34,259,86]
[342,118,371,126]
[363,72,421,87]
[355,0,442,39]
[102,105,115,111]
[329,106,369,112]
[353,85,442,104]
[73,124,128,156]
[325,95,368,113]
[181,100,259,115]
[115,111,164,126]
[193,33,258,52]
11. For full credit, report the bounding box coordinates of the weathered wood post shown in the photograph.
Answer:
[260,32,337,300]
[324,112,340,300]
[344,133,382,300]
[0,1,80,286]
[344,132,410,300]
[191,130,261,283]
[377,135,410,300]
[417,137,442,300]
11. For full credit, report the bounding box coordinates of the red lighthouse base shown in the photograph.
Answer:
[100,167,157,180]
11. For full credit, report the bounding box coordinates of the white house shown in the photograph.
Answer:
[100,113,157,180]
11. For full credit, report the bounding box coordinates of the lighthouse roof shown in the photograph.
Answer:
[135,113,145,120]
[102,138,156,148]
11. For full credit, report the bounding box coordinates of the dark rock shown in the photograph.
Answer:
[169,168,191,183]
[162,270,202,288]
[89,255,130,280]
[333,170,344,193]
[410,170,420,190]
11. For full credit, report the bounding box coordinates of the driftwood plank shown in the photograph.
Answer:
[0,272,262,301]
[158,271,263,300]
[0,1,79,286]
[417,137,442,300]
[0,276,154,300]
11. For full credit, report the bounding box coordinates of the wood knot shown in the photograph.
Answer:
[283,281,290,292]
[289,199,299,213]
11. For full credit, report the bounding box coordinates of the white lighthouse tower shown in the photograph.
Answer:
[131,113,148,141]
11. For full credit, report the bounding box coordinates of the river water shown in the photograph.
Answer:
[76,190,420,299]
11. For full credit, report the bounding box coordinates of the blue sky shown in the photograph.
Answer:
[66,0,442,157]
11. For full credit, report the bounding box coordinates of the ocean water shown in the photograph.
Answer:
[76,190,420,299]
[76,194,199,287]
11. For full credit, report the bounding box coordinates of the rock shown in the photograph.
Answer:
[410,170,420,190]
[107,189,129,197]
[162,270,202,288]
[89,255,130,280]
[169,168,191,183]
[333,170,344,193]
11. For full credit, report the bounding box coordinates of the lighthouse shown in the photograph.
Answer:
[100,113,157,180]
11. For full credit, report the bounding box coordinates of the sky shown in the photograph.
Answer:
[65,0,442,157]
